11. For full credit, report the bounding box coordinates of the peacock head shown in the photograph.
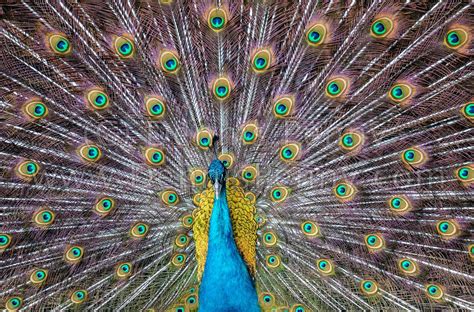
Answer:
[208,159,226,198]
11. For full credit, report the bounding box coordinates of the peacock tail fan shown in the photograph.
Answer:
[0,1,473,311]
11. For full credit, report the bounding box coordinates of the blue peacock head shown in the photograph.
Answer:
[208,159,226,198]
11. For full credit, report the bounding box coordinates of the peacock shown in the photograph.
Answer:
[0,0,473,311]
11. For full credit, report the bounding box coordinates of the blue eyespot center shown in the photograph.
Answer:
[337,185,346,195]
[373,22,385,35]
[34,104,45,116]
[328,82,340,95]
[465,103,474,116]
[42,212,51,222]
[26,163,37,174]
[391,87,403,99]
[94,94,106,106]
[120,42,132,55]
[447,32,460,46]
[404,150,415,161]
[309,30,321,43]
[367,236,376,245]
[276,103,288,114]
[254,57,267,69]
[200,137,210,146]
[459,168,469,179]
[56,39,69,52]
[165,59,177,70]
[211,16,224,28]
[216,86,228,97]
[343,134,353,147]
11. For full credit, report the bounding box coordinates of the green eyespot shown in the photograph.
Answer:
[251,48,273,73]
[15,160,40,180]
[71,289,88,304]
[116,262,132,279]
[48,33,72,56]
[259,292,275,307]
[23,100,48,120]
[339,130,364,153]
[398,258,419,276]
[184,294,198,309]
[370,17,394,38]
[5,296,23,311]
[301,221,320,237]
[65,245,84,264]
[454,164,474,185]
[130,222,149,239]
[218,153,235,169]
[171,253,186,267]
[266,254,281,268]
[78,143,102,162]
[291,304,307,312]
[279,142,301,162]
[161,190,180,206]
[360,279,379,296]
[212,76,232,100]
[159,50,180,74]
[86,89,110,110]
[144,147,166,166]
[333,180,357,202]
[364,233,385,252]
[316,258,334,276]
[145,96,166,120]
[190,168,206,186]
[401,146,427,169]
[444,27,469,50]
[175,234,189,248]
[0,233,12,250]
[33,208,55,227]
[305,22,328,46]
[94,197,116,217]
[114,35,135,58]
[196,128,214,150]
[425,284,444,301]
[325,77,349,99]
[262,231,277,247]
[182,214,194,228]
[436,220,459,239]
[388,195,412,215]
[241,165,258,182]
[468,244,474,260]
[30,268,48,285]
[241,123,259,144]
[461,101,474,123]
[207,7,228,32]
[273,95,295,118]
[270,186,289,203]
[388,83,414,105]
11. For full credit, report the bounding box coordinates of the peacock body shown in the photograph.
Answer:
[0,0,473,311]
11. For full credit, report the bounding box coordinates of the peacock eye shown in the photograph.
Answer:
[212,77,232,100]
[116,262,132,279]
[364,233,385,252]
[189,169,206,186]
[143,147,165,167]
[145,96,166,119]
[241,165,258,182]
[333,180,357,202]
[461,101,474,123]
[400,146,427,169]
[171,253,186,267]
[279,142,301,162]
[33,208,55,227]
[208,7,228,31]
[218,153,235,169]
[6,296,23,310]
[161,190,180,206]
[454,165,474,184]
[305,23,327,46]
[370,17,394,38]
[159,50,181,73]
[241,123,259,144]
[86,89,110,110]
[196,128,214,150]
[468,244,474,260]
[292,305,307,312]
[65,245,84,264]
[273,95,295,118]
[259,292,275,307]
[254,215,266,228]
[251,48,273,73]
[15,160,40,180]
[425,284,444,301]
[78,144,102,162]
[48,34,72,55]
[23,100,48,120]
[270,186,289,203]
[175,234,189,248]
[316,258,334,275]
[71,290,88,304]
[185,294,198,308]
[360,280,379,296]
[262,231,277,247]
[301,221,320,237]
[388,83,414,105]
[339,130,364,153]
[0,233,12,250]
[325,77,349,99]
[94,197,116,217]
[30,268,48,285]
[114,36,135,58]
[130,222,149,239]
[388,195,412,214]
[266,254,281,268]
[182,214,194,228]
[444,28,469,50]
[398,258,419,276]
[436,220,459,239]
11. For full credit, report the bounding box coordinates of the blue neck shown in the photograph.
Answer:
[198,187,259,312]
